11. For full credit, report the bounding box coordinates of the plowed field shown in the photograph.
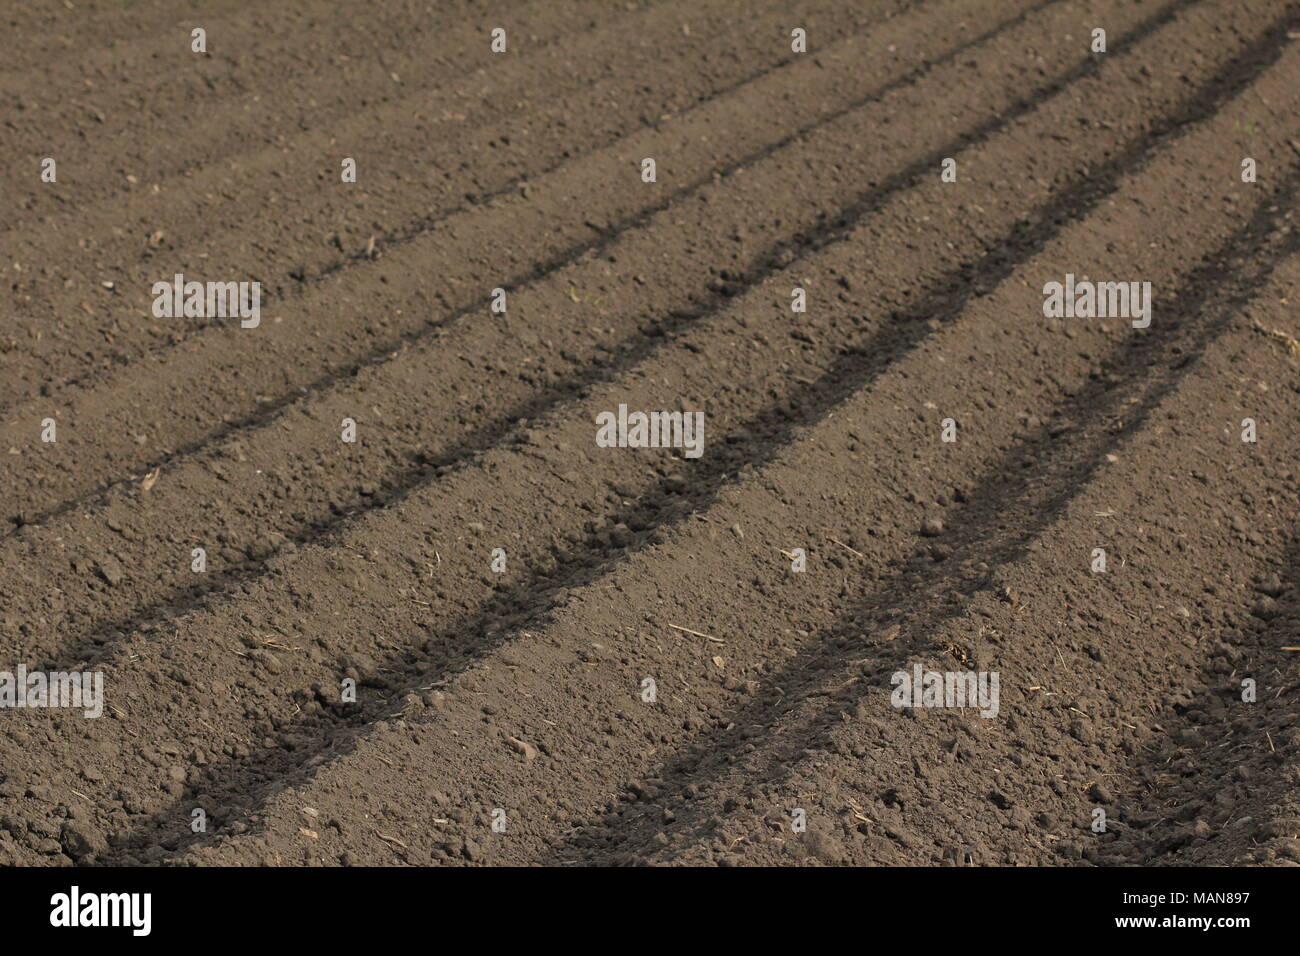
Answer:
[2,0,1298,867]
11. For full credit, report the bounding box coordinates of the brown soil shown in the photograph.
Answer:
[1,0,1298,867]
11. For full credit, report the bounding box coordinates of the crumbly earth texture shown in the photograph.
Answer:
[1,0,1298,866]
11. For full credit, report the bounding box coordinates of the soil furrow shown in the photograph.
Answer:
[10,14,1290,866]
[563,177,1300,867]
[152,40,1300,868]
[2,0,1296,873]
[1,0,1239,675]
[1,0,640,219]
[0,0,1207,535]
[2,0,886,397]
[1102,520,1300,866]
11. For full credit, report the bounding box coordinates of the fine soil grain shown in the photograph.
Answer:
[1,0,1297,867]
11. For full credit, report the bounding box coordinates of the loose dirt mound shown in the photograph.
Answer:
[1,0,1297,867]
